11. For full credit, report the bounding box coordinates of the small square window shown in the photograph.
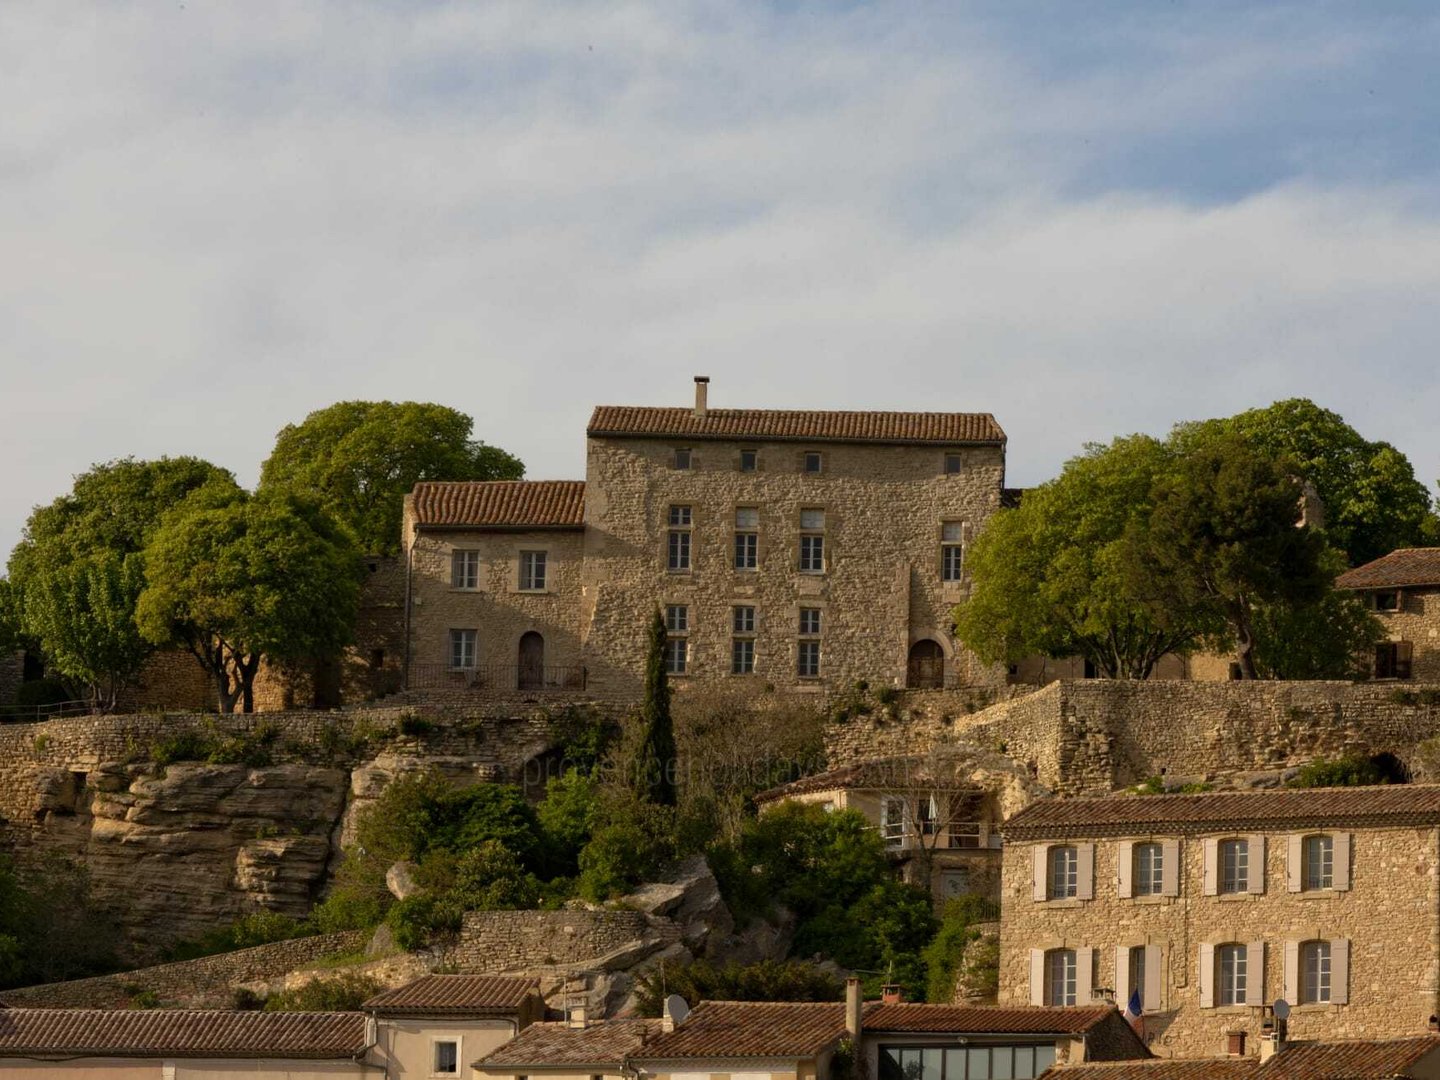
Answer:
[668,505,692,527]
[739,449,757,472]
[666,605,689,633]
[803,451,823,474]
[799,608,822,636]
[941,522,964,542]
[673,448,691,470]
[944,453,962,475]
[434,1039,459,1075]
[1375,591,1400,612]
[733,605,756,633]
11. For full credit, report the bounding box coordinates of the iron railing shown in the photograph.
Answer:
[877,821,1004,852]
[0,700,95,723]
[407,663,588,693]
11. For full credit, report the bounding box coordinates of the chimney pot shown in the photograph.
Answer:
[881,984,902,1005]
[1225,1030,1246,1057]
[694,376,709,418]
[845,978,862,1038]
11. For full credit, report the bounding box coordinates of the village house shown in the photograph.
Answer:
[997,786,1440,1060]
[402,377,1009,698]
[1044,1033,1440,1078]
[1336,548,1440,681]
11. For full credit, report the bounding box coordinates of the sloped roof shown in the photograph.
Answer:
[1253,1035,1440,1078]
[865,1003,1121,1035]
[1043,1061,1256,1080]
[409,481,585,530]
[1336,548,1440,590]
[587,407,1005,446]
[363,975,538,1016]
[475,1019,664,1068]
[754,757,982,805]
[633,1001,847,1060]
[1003,785,1440,841]
[0,1009,367,1059]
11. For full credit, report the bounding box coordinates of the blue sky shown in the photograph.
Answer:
[3,1,1440,559]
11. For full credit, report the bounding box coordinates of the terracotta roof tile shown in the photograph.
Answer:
[1336,549,1440,590]
[864,1003,1121,1035]
[1003,786,1440,841]
[0,1008,367,1059]
[476,1019,664,1068]
[409,481,584,529]
[634,1001,848,1060]
[587,407,1005,446]
[755,757,980,805]
[1043,1061,1256,1080]
[363,975,538,1015]
[1253,1035,1440,1078]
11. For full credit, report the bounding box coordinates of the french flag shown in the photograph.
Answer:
[1123,987,1143,1031]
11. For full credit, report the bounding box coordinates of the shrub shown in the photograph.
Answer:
[164,911,310,962]
[263,972,382,1012]
[398,714,435,737]
[921,896,993,1004]
[635,959,843,1016]
[1289,753,1408,789]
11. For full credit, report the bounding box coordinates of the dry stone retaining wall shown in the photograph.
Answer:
[434,910,681,974]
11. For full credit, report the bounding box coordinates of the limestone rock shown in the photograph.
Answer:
[619,855,733,957]
[386,861,420,901]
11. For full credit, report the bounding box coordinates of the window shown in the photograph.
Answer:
[1047,845,1079,900]
[733,605,756,634]
[448,629,477,670]
[732,605,756,675]
[799,607,822,636]
[880,1045,1055,1080]
[798,609,821,678]
[666,605,688,675]
[941,522,964,582]
[1220,838,1249,894]
[739,449,757,472]
[882,797,907,848]
[1300,940,1331,1004]
[451,550,479,589]
[519,550,547,591]
[433,1038,459,1075]
[1303,834,1334,891]
[1045,949,1077,1006]
[799,509,825,573]
[734,507,759,570]
[1134,842,1163,897]
[667,505,692,571]
[1216,944,1247,1006]
[1376,641,1413,679]
[803,451,823,474]
[666,604,689,633]
[1374,590,1400,611]
[943,452,962,475]
[1127,946,1148,1012]
[673,448,691,470]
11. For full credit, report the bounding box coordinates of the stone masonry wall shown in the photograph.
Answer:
[998,828,1440,1058]
[1370,587,1440,682]
[434,910,680,974]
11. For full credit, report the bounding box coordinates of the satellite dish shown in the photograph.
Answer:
[1272,998,1290,1020]
[664,994,690,1025]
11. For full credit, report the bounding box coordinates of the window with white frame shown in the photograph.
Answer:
[432,1037,460,1075]
[665,605,689,675]
[799,509,825,573]
[1047,845,1079,900]
[667,505,692,571]
[1300,940,1331,1004]
[451,550,479,589]
[519,550,547,591]
[1045,948,1077,1006]
[1134,842,1163,897]
[732,605,756,675]
[734,507,759,570]
[1216,943,1247,1006]
[941,522,964,582]
[1303,834,1334,890]
[797,607,821,678]
[448,629,477,670]
[1220,838,1249,894]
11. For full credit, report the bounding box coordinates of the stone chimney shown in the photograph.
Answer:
[694,376,709,418]
[881,984,903,1005]
[662,996,680,1034]
[845,977,863,1038]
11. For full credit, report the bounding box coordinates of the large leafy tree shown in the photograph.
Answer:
[1206,399,1434,566]
[259,401,524,555]
[136,488,363,713]
[955,436,1217,678]
[1250,588,1384,680]
[5,457,236,710]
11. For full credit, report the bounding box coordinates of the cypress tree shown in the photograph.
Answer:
[637,609,677,806]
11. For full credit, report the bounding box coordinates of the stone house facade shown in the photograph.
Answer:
[402,379,1009,698]
[1337,548,1440,682]
[997,787,1440,1060]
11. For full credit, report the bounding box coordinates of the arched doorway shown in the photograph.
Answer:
[518,632,545,690]
[907,640,944,689]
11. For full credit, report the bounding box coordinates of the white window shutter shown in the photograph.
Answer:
[1202,838,1219,896]
[1245,941,1265,1006]
[1199,943,1214,1008]
[1330,939,1350,1005]
[1117,841,1134,899]
[1287,834,1304,893]
[1114,946,1131,1007]
[1033,847,1049,902]
[1076,843,1095,901]
[1030,949,1046,1006]
[1283,940,1300,1004]
[1161,839,1180,897]
[1076,947,1095,1004]
[1143,945,1163,1012]
[1248,835,1267,895]
[1333,833,1352,891]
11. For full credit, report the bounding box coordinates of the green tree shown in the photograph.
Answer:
[1149,431,1331,679]
[954,436,1216,678]
[1250,587,1384,680]
[136,489,362,712]
[6,457,236,710]
[1213,399,1434,566]
[259,401,523,555]
[635,959,843,1016]
[635,610,678,806]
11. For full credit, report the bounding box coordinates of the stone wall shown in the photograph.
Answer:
[826,681,1440,795]
[1,931,367,1009]
[1368,586,1440,682]
[0,651,23,706]
[433,909,681,974]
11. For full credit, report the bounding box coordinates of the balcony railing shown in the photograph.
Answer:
[876,821,1003,853]
[407,663,588,693]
